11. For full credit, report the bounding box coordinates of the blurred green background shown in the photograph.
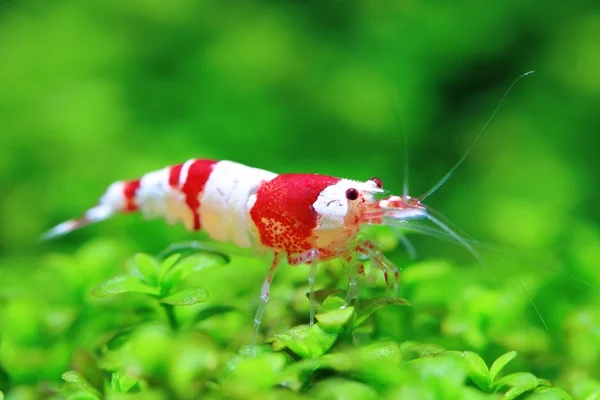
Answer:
[1,0,599,398]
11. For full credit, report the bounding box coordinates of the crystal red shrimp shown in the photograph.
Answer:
[41,159,433,334]
[42,71,535,343]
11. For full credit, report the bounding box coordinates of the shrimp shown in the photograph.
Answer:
[42,71,535,343]
[41,161,422,332]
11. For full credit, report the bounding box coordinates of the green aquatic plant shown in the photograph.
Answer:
[2,240,596,399]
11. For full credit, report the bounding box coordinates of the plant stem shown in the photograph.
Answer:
[161,303,178,331]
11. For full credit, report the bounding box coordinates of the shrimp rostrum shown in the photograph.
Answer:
[42,72,534,339]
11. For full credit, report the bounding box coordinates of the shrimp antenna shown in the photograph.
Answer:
[418,70,535,202]
[419,205,548,330]
[390,92,410,199]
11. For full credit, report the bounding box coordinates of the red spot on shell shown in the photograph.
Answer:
[179,160,216,230]
[123,180,141,212]
[250,174,340,254]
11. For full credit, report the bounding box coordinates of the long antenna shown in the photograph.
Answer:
[391,92,410,199]
[420,207,548,329]
[418,70,535,202]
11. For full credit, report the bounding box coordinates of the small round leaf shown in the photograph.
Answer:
[161,288,208,306]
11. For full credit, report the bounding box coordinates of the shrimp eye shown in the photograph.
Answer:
[370,177,383,188]
[345,188,359,200]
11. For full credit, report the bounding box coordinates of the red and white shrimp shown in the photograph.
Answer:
[42,71,534,340]
[41,158,478,336]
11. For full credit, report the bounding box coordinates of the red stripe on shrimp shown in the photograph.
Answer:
[179,159,217,230]
[122,180,141,212]
[250,174,340,254]
[168,164,183,187]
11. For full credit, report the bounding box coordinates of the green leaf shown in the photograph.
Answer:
[133,253,160,285]
[489,351,517,384]
[267,320,343,359]
[267,325,311,355]
[62,370,87,385]
[504,386,534,400]
[400,341,446,360]
[537,378,553,387]
[355,341,402,364]
[238,344,273,358]
[159,254,181,282]
[315,306,354,329]
[319,352,354,371]
[494,371,538,389]
[309,378,379,400]
[71,349,104,395]
[321,295,346,311]
[161,288,208,306]
[91,275,159,297]
[110,372,141,393]
[192,305,240,323]
[494,372,539,399]
[61,370,101,397]
[157,241,232,264]
[222,353,287,393]
[162,253,228,292]
[110,373,121,392]
[307,289,346,305]
[106,327,135,350]
[279,342,402,391]
[279,354,352,390]
[409,354,469,387]
[532,386,574,400]
[449,351,490,392]
[351,296,411,331]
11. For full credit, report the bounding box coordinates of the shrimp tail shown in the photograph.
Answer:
[40,205,116,240]
[40,180,137,241]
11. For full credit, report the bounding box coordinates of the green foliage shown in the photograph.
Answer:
[1,240,598,398]
[88,250,224,332]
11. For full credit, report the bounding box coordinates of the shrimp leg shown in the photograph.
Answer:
[358,241,400,297]
[336,252,363,308]
[288,249,320,325]
[251,252,282,352]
